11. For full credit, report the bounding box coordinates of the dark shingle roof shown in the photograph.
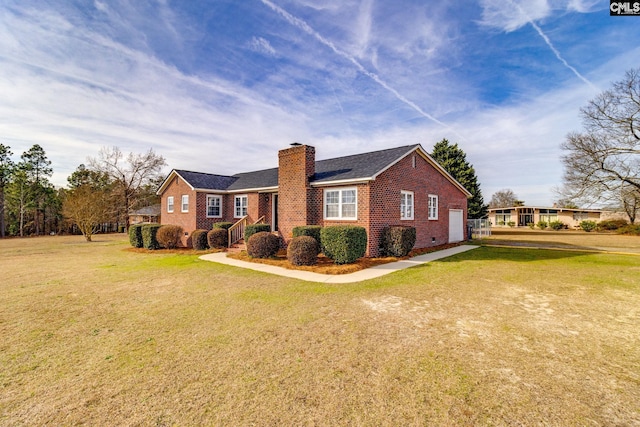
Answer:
[228,168,279,191]
[167,144,424,192]
[174,170,238,190]
[313,144,418,183]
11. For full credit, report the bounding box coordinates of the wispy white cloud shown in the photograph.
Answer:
[259,0,462,138]
[0,0,637,209]
[248,36,277,56]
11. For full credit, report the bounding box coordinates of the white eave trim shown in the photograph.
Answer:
[310,178,372,187]
[156,170,195,195]
[226,186,279,194]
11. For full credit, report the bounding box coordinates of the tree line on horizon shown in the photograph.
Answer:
[0,144,165,239]
[2,66,636,239]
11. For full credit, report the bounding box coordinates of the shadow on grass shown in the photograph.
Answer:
[479,239,603,252]
[436,245,591,263]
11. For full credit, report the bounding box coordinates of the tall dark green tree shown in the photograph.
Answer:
[20,144,53,235]
[0,144,15,237]
[431,139,488,219]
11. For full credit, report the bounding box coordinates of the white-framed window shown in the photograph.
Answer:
[572,211,589,221]
[206,195,222,218]
[401,191,414,220]
[324,187,357,220]
[494,210,511,225]
[428,194,438,220]
[234,195,248,218]
[539,209,558,223]
[167,196,174,213]
[181,195,189,212]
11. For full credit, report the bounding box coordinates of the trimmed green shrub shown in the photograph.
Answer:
[380,225,416,257]
[292,225,322,254]
[597,219,628,231]
[321,225,367,264]
[537,221,548,230]
[617,224,640,235]
[246,231,280,258]
[244,224,271,242]
[287,236,319,266]
[527,222,535,229]
[207,228,228,249]
[142,224,162,250]
[507,221,516,228]
[191,229,209,250]
[128,224,144,248]
[156,225,183,249]
[579,220,597,232]
[548,220,566,231]
[213,222,233,230]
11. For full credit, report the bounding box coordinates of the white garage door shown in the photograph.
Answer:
[449,209,464,243]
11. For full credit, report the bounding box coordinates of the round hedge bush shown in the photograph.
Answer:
[128,224,144,248]
[213,222,234,230]
[379,225,416,257]
[292,225,322,254]
[246,231,280,258]
[207,228,228,249]
[287,236,318,266]
[156,225,184,249]
[320,225,367,264]
[244,224,272,243]
[191,229,209,250]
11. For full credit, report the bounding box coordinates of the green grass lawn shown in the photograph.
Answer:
[1,234,639,425]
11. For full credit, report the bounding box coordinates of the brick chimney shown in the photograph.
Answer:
[278,143,315,240]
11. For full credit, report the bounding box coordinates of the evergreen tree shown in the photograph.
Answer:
[20,144,53,235]
[0,144,14,237]
[430,139,488,219]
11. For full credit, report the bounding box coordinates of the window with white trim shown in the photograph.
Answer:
[206,195,222,218]
[324,187,357,220]
[401,191,414,220]
[234,195,248,218]
[428,194,438,220]
[181,195,189,212]
[167,196,174,213]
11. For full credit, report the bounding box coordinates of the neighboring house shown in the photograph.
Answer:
[157,143,471,257]
[488,206,604,228]
[129,204,161,225]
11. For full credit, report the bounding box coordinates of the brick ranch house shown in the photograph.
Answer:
[156,143,471,257]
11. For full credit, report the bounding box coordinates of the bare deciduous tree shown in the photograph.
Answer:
[63,185,111,241]
[560,68,640,221]
[489,189,521,208]
[89,147,166,230]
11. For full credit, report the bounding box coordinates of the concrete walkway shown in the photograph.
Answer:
[199,245,478,283]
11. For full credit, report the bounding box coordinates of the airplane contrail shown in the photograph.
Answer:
[260,0,465,139]
[507,0,598,91]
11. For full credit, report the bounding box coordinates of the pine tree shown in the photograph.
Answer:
[430,139,488,219]
[0,144,15,237]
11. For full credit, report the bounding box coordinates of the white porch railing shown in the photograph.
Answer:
[227,215,267,247]
[228,216,248,247]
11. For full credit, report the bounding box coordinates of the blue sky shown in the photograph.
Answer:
[1,0,638,206]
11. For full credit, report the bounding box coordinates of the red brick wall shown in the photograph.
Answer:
[368,153,467,256]
[277,145,315,240]
[160,148,467,254]
[159,175,197,246]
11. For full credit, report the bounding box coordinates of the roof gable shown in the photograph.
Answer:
[157,144,471,198]
[156,169,238,194]
[312,144,418,183]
